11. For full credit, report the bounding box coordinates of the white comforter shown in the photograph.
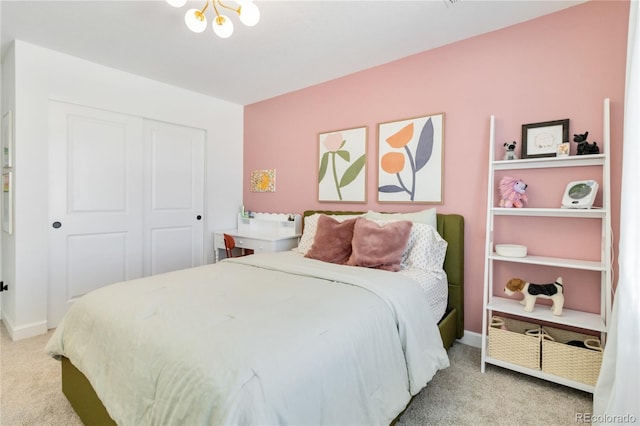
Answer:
[46,251,449,425]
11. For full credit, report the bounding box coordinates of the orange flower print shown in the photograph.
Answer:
[378,118,435,201]
[381,152,405,174]
[385,123,413,148]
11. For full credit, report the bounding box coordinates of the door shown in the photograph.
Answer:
[143,120,205,276]
[48,101,144,327]
[48,105,206,328]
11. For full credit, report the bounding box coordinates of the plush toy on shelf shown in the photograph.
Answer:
[503,141,518,160]
[504,277,564,316]
[498,176,528,208]
[573,131,600,155]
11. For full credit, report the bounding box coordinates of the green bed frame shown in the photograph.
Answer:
[60,211,464,425]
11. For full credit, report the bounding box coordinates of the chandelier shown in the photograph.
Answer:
[166,0,260,39]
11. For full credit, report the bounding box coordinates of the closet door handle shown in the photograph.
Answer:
[52,221,62,229]
[196,215,202,220]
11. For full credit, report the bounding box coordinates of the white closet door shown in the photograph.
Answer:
[48,101,144,328]
[143,120,205,276]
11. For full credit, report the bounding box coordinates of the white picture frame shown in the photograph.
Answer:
[3,171,13,234]
[556,142,570,157]
[2,111,13,168]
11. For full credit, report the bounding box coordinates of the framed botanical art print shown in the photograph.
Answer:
[317,126,367,203]
[378,113,444,203]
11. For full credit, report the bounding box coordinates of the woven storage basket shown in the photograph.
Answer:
[488,316,541,370]
[541,326,603,386]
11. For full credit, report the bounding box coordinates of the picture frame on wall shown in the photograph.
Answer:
[317,126,367,203]
[2,111,12,168]
[250,169,276,192]
[521,119,570,159]
[377,112,444,204]
[2,171,12,234]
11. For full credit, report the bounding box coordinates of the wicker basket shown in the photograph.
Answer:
[488,316,542,370]
[541,326,603,386]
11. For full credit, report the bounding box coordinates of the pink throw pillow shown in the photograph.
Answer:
[304,215,357,264]
[347,218,413,271]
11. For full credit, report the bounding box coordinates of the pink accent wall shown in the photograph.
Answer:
[243,1,629,334]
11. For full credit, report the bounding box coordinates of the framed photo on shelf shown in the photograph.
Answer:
[556,142,570,157]
[521,119,569,159]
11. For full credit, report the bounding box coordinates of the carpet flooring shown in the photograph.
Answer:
[1,325,592,425]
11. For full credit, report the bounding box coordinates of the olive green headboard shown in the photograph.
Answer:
[302,210,464,338]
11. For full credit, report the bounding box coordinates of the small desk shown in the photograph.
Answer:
[214,230,301,262]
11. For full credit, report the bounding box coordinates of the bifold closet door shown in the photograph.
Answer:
[48,103,206,328]
[48,101,145,328]
[143,120,205,276]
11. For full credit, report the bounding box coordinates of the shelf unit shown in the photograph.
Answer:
[480,99,612,393]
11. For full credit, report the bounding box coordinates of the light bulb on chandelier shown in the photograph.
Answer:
[166,0,188,8]
[167,0,260,38]
[184,9,207,33]
[213,15,234,39]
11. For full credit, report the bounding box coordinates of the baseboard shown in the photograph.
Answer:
[2,316,48,341]
[457,329,481,348]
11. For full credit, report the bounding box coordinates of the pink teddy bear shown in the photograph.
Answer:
[499,176,528,208]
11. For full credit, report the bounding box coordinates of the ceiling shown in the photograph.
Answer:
[1,0,585,105]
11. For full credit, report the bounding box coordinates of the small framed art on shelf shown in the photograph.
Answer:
[521,119,569,159]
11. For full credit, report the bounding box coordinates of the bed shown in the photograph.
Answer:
[46,211,464,425]
[302,210,465,349]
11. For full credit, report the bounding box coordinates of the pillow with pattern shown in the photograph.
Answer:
[402,222,448,271]
[365,208,437,230]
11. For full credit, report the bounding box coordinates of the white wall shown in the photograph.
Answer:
[1,40,244,340]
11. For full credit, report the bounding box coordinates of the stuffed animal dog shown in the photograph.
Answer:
[503,141,518,160]
[573,132,600,155]
[504,277,564,316]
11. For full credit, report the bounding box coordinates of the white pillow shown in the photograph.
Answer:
[365,208,437,230]
[402,223,448,272]
[293,213,363,255]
